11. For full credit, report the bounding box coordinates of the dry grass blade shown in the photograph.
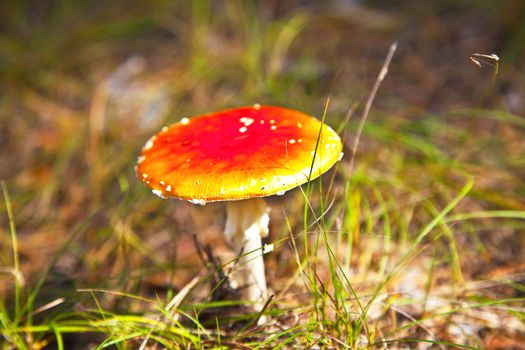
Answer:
[348,42,397,176]
[165,275,201,317]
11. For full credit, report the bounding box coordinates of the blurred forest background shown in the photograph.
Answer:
[1,0,525,349]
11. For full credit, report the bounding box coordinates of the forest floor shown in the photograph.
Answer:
[1,1,524,349]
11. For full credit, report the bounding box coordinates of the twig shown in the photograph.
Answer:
[192,234,239,300]
[348,42,397,176]
[192,233,208,268]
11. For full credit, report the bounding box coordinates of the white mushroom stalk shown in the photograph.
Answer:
[224,198,269,310]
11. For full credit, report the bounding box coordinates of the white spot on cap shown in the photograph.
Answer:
[253,103,261,110]
[260,120,265,125]
[152,189,166,199]
[137,155,146,164]
[162,126,168,132]
[159,180,165,186]
[190,198,206,205]
[250,179,257,186]
[220,188,226,195]
[166,184,172,192]
[240,117,254,126]
[298,139,302,143]
[262,243,274,254]
[289,139,296,144]
[269,119,276,124]
[180,117,190,125]
[142,173,149,179]
[239,126,247,133]
[297,122,303,128]
[143,136,156,151]
[276,190,286,196]
[270,125,277,131]
[339,152,344,161]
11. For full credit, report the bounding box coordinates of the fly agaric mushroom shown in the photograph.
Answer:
[136,105,343,313]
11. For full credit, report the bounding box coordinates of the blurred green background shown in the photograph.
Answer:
[0,0,524,348]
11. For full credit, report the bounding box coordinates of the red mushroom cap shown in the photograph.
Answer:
[136,105,343,203]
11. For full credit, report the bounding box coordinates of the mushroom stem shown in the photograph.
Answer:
[224,198,269,310]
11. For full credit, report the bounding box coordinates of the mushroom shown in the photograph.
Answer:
[136,105,343,315]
